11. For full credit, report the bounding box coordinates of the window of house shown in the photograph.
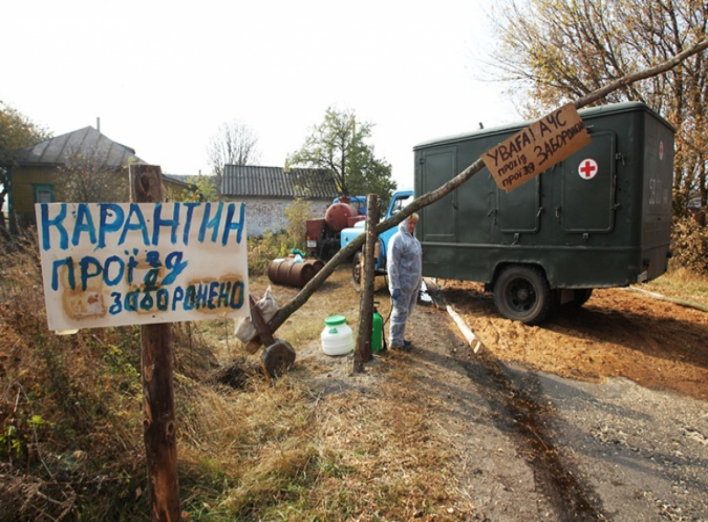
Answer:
[34,184,55,204]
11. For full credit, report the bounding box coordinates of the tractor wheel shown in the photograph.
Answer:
[352,251,363,292]
[261,339,296,378]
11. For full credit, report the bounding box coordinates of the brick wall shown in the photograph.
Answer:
[240,197,331,236]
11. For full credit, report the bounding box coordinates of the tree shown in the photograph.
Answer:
[207,121,260,196]
[287,107,396,201]
[489,0,708,218]
[183,174,219,202]
[0,101,51,231]
[59,149,129,203]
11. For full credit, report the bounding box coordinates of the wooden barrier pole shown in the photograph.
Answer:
[354,194,379,373]
[129,164,181,521]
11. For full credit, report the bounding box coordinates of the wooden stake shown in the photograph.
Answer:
[129,164,181,522]
[354,194,379,372]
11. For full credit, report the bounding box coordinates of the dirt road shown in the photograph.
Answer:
[412,281,708,521]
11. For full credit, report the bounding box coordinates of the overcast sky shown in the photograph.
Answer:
[2,0,520,189]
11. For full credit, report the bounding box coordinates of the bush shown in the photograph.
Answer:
[671,217,708,275]
[247,231,296,276]
[284,198,315,252]
[247,201,315,276]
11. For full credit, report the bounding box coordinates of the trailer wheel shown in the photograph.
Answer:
[352,251,362,292]
[493,265,552,325]
[569,288,593,307]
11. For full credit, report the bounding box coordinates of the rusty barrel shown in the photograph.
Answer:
[268,257,324,288]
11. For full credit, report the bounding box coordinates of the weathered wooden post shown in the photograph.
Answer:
[354,194,379,373]
[129,164,181,521]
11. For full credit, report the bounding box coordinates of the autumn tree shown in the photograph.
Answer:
[207,121,260,196]
[0,101,51,231]
[489,0,708,218]
[59,149,130,203]
[287,106,396,201]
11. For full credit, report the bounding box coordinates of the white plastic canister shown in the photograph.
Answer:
[321,315,354,356]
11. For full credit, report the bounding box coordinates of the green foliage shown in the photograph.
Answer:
[0,101,52,230]
[0,100,51,165]
[287,106,396,200]
[284,197,315,251]
[184,174,220,202]
[247,231,296,275]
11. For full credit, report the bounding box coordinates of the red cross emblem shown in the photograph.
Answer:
[578,159,598,180]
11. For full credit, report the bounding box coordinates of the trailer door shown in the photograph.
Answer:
[560,131,617,232]
[420,147,457,242]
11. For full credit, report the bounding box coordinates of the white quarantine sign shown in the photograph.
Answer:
[35,201,250,331]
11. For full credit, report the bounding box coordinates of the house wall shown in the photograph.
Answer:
[164,183,196,202]
[8,166,56,228]
[235,197,331,236]
[9,165,191,230]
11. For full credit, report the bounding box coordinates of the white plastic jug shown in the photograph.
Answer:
[321,315,354,356]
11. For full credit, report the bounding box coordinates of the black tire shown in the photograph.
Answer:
[493,265,553,325]
[569,288,593,308]
[352,251,362,292]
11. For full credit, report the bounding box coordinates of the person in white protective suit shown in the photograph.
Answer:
[386,213,422,351]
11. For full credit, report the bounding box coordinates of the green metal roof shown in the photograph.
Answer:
[13,126,144,168]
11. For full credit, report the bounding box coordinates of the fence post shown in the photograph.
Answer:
[354,194,379,373]
[129,164,181,521]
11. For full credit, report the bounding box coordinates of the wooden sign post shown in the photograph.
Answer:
[129,164,181,521]
[35,166,251,521]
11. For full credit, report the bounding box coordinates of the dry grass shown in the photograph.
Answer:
[643,263,708,306]
[0,231,459,521]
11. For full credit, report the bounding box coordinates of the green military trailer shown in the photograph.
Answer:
[414,102,674,324]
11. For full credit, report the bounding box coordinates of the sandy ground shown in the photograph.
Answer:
[440,281,708,401]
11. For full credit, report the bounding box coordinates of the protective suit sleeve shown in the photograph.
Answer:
[387,234,402,293]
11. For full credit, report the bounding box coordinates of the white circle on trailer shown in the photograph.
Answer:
[578,158,598,180]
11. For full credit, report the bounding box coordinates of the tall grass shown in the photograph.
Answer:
[644,262,708,305]
[0,228,458,521]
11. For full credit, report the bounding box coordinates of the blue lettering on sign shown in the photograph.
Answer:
[49,249,189,291]
[119,204,150,246]
[152,203,180,246]
[38,202,249,324]
[41,203,68,250]
[98,204,125,249]
[72,204,97,246]
[39,202,246,251]
[105,279,245,315]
